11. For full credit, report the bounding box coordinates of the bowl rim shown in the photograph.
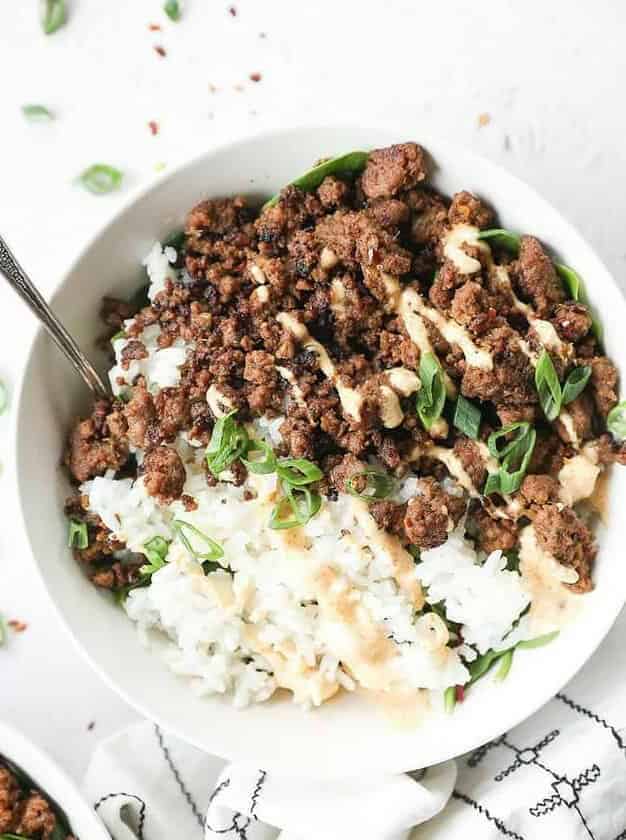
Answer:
[10,121,626,776]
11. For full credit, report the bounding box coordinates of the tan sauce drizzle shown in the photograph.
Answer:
[443,224,490,274]
[558,444,601,506]
[206,384,234,418]
[557,409,580,449]
[275,365,308,411]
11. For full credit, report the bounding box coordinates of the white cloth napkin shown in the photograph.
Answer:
[83,612,626,840]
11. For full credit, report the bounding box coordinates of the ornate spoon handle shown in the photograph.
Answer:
[0,234,110,400]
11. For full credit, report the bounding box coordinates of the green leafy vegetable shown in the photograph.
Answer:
[0,382,7,415]
[276,458,323,487]
[485,422,536,496]
[41,0,66,34]
[78,164,123,195]
[416,352,446,430]
[516,631,560,649]
[453,394,482,440]
[22,104,54,121]
[205,411,250,477]
[110,330,125,344]
[345,468,396,502]
[241,439,277,474]
[562,365,591,405]
[494,649,514,681]
[607,401,626,442]
[269,484,322,530]
[263,151,369,209]
[476,228,521,253]
[140,535,170,576]
[164,0,182,20]
[468,632,559,689]
[487,422,532,460]
[444,685,457,713]
[173,520,223,573]
[535,349,562,421]
[67,519,88,550]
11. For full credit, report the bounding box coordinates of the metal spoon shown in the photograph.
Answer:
[0,233,110,400]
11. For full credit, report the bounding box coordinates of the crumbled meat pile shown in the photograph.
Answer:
[64,142,624,594]
[0,764,75,840]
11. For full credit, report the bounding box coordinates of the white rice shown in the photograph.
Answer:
[82,242,536,709]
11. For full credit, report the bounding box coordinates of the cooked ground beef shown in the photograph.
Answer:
[64,141,623,595]
[533,505,596,593]
[0,764,74,840]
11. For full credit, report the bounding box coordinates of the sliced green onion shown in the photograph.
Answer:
[163,229,185,251]
[483,472,502,496]
[0,382,7,415]
[494,649,514,681]
[78,164,123,195]
[241,440,277,475]
[269,484,322,530]
[408,545,421,562]
[485,423,536,496]
[67,519,88,550]
[263,150,369,209]
[205,410,250,477]
[487,422,531,460]
[416,352,446,430]
[468,648,507,684]
[444,685,456,713]
[345,468,396,502]
[41,0,66,34]
[22,104,54,121]
[140,535,170,576]
[476,228,521,254]
[173,520,223,573]
[535,349,562,421]
[164,0,182,20]
[0,615,6,647]
[110,330,126,344]
[276,458,323,487]
[453,394,481,440]
[516,631,559,650]
[608,401,626,442]
[562,365,591,405]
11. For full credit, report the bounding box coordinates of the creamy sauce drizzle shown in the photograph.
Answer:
[443,224,490,274]
[558,444,600,506]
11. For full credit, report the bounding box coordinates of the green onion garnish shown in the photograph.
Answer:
[444,685,457,713]
[22,104,54,121]
[41,0,67,34]
[0,615,6,647]
[0,382,7,415]
[173,520,223,573]
[110,330,126,344]
[205,411,250,477]
[476,228,521,254]
[485,422,536,496]
[78,164,123,195]
[494,649,514,681]
[535,350,562,421]
[67,519,88,550]
[562,365,591,406]
[140,535,171,576]
[453,394,481,440]
[345,468,396,501]
[164,0,182,20]
[487,422,532,460]
[416,352,446,430]
[263,150,369,210]
[607,401,626,443]
[163,229,185,251]
[269,484,322,530]
[241,440,277,475]
[276,458,323,487]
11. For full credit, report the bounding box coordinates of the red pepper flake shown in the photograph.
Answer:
[249,72,262,83]
[154,45,167,58]
[148,23,162,31]
[259,32,267,39]
[87,721,96,731]
[8,620,27,633]
[228,5,237,16]
[148,120,159,136]
[455,684,465,703]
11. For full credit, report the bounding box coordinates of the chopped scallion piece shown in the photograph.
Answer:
[535,349,562,421]
[67,519,88,550]
[516,631,559,649]
[416,352,446,430]
[494,649,514,681]
[173,520,223,573]
[241,440,277,475]
[453,394,481,440]
[562,365,591,406]
[205,411,249,477]
[22,104,54,120]
[345,468,396,501]
[607,401,626,443]
[140,535,171,576]
[444,685,456,713]
[164,0,182,20]
[41,0,67,34]
[78,164,123,195]
[269,484,321,530]
[110,330,125,344]
[276,458,323,487]
[487,422,531,460]
[263,151,369,209]
[0,382,7,415]
[485,422,536,496]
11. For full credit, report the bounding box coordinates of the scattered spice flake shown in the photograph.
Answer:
[87,721,96,731]
[455,684,465,703]
[8,620,28,633]
[148,23,162,31]
[228,5,237,16]
[154,45,167,58]
[148,120,160,136]
[477,112,491,128]
[249,72,262,83]
[259,32,267,39]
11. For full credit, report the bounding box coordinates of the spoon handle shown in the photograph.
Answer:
[0,234,110,400]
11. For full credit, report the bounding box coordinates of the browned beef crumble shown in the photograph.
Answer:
[63,141,624,594]
[0,765,75,840]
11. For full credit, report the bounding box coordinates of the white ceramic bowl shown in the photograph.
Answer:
[0,721,109,838]
[13,124,626,778]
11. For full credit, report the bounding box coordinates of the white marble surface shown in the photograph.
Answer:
[1,0,625,782]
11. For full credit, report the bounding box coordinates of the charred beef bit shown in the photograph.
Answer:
[590,355,619,418]
[288,229,320,278]
[0,767,20,832]
[255,185,323,252]
[66,403,129,483]
[555,392,594,444]
[279,415,317,459]
[186,195,251,239]
[428,261,465,311]
[143,446,186,504]
[472,506,519,555]
[552,301,592,342]
[596,432,626,467]
[317,175,351,208]
[100,296,136,329]
[124,381,157,449]
[120,339,148,369]
[329,454,368,493]
[404,188,448,246]
[447,191,494,229]
[520,473,560,506]
[514,235,565,317]
[462,325,536,406]
[369,500,407,535]
[154,386,191,441]
[360,142,427,200]
[14,791,58,839]
[450,281,498,336]
[91,560,143,592]
[453,436,487,490]
[243,350,277,385]
[533,504,596,593]
[403,477,466,550]
[366,198,410,229]
[527,431,567,477]
[497,403,538,426]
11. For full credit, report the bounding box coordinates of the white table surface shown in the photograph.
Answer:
[1,0,625,783]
